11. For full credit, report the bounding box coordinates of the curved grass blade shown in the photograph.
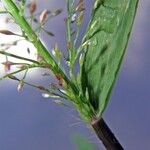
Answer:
[81,0,139,116]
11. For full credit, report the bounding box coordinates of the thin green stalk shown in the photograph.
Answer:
[73,24,81,50]
[0,64,38,80]
[0,50,40,64]
[20,0,25,15]
[22,68,28,80]
[0,10,8,14]
[65,0,77,82]
[25,84,64,99]
[10,75,65,99]
[66,0,72,45]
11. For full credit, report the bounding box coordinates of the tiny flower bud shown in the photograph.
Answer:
[8,75,18,81]
[49,83,58,90]
[42,93,50,98]
[53,43,62,60]
[36,54,44,61]
[71,13,77,23]
[0,30,16,35]
[52,9,63,16]
[76,0,85,12]
[77,12,84,25]
[2,61,13,72]
[27,48,30,54]
[17,80,24,92]
[39,9,49,24]
[67,42,72,49]
[37,86,46,91]
[28,0,37,14]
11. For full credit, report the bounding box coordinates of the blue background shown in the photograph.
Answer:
[0,0,150,149]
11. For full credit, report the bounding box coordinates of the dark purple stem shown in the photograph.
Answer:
[91,117,124,150]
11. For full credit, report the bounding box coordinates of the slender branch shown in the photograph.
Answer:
[91,117,124,150]
[66,0,72,45]
[0,10,8,14]
[0,50,40,64]
[0,64,38,80]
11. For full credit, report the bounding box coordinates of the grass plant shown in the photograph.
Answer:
[0,0,139,149]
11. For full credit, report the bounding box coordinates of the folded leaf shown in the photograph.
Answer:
[81,0,139,116]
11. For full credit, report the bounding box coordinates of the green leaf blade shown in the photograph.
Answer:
[81,0,139,117]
